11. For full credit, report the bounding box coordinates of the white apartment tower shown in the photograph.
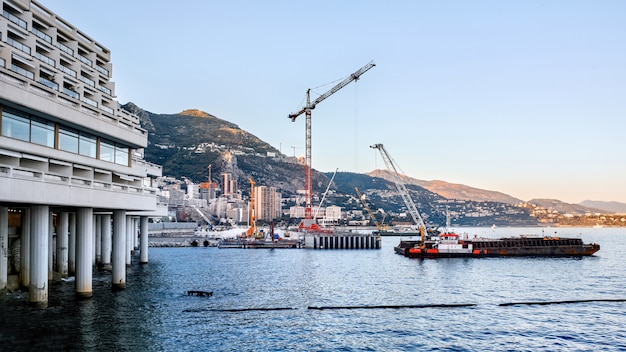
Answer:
[0,0,164,306]
[254,185,281,222]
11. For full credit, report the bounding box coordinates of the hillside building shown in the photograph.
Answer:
[0,0,164,306]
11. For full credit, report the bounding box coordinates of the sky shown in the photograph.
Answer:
[43,0,626,204]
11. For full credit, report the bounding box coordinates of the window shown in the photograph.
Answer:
[1,109,29,141]
[30,119,55,147]
[100,140,114,162]
[79,133,96,158]
[58,127,78,153]
[115,144,128,165]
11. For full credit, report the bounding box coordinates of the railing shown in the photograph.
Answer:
[98,85,112,95]
[55,41,74,56]
[78,54,92,67]
[35,51,55,67]
[62,87,79,99]
[7,37,31,55]
[58,64,77,78]
[79,74,95,87]
[32,27,52,44]
[81,96,98,108]
[38,77,58,90]
[2,163,158,196]
[10,64,34,80]
[95,65,109,76]
[2,10,27,29]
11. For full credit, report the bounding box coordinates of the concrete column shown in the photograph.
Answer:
[140,216,149,264]
[100,214,112,270]
[29,205,49,308]
[92,214,96,266]
[112,210,126,290]
[48,212,54,280]
[95,215,102,265]
[56,212,69,278]
[125,216,132,267]
[20,209,30,289]
[75,208,93,299]
[0,206,8,293]
[68,213,76,276]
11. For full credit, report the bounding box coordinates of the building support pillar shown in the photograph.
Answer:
[140,216,149,264]
[56,212,69,278]
[100,214,112,270]
[29,205,49,308]
[75,208,93,299]
[48,212,54,280]
[125,216,132,267]
[68,213,76,276]
[20,209,30,289]
[95,215,102,266]
[0,206,8,293]
[112,210,126,290]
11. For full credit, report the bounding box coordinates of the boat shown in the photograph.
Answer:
[395,232,600,258]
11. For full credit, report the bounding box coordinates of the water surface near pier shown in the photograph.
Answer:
[1,227,625,351]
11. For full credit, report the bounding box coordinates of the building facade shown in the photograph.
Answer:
[254,185,281,222]
[0,0,164,307]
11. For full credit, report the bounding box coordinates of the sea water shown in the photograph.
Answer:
[1,227,625,351]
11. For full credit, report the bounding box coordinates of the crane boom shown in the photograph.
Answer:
[288,60,376,121]
[355,187,387,231]
[370,143,427,232]
[287,61,375,225]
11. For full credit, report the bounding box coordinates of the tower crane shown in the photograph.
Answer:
[288,60,375,227]
[370,143,427,246]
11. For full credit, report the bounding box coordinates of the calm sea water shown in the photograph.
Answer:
[1,227,625,351]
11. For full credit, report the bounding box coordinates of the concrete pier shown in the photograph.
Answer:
[29,205,49,308]
[20,209,30,289]
[305,233,381,250]
[112,210,126,290]
[76,208,94,299]
[68,213,76,276]
[0,206,7,293]
[101,214,112,270]
[125,216,132,267]
[140,216,149,264]
[95,215,102,266]
[56,212,69,278]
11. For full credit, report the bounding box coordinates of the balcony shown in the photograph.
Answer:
[32,27,53,44]
[7,36,31,55]
[55,41,74,56]
[2,10,27,29]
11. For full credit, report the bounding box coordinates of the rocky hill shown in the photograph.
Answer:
[122,103,624,226]
[368,169,523,204]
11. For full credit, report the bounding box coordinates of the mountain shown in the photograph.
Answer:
[580,200,626,214]
[122,102,622,227]
[528,199,609,215]
[368,169,523,204]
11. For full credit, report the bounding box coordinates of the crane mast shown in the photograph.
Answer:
[288,61,375,224]
[370,143,427,238]
[355,187,387,232]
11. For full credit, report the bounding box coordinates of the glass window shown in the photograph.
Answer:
[1,109,30,141]
[100,140,114,162]
[78,133,97,158]
[115,144,128,165]
[30,119,55,147]
[58,127,78,153]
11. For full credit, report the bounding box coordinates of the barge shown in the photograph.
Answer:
[395,232,600,258]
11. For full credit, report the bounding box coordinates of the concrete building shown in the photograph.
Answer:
[254,185,281,222]
[221,172,237,196]
[0,0,165,307]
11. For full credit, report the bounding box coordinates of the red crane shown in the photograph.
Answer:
[288,61,375,227]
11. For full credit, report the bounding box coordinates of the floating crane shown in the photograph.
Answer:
[355,187,388,232]
[370,143,427,246]
[288,60,375,227]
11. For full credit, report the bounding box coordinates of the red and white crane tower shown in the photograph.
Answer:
[288,61,375,227]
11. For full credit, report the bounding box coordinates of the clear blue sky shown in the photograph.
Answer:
[44,0,626,204]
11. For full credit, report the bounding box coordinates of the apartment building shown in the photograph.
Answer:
[0,0,164,306]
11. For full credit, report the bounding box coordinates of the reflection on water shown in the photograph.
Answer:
[1,228,625,351]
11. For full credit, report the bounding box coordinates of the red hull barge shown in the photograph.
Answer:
[395,233,600,258]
